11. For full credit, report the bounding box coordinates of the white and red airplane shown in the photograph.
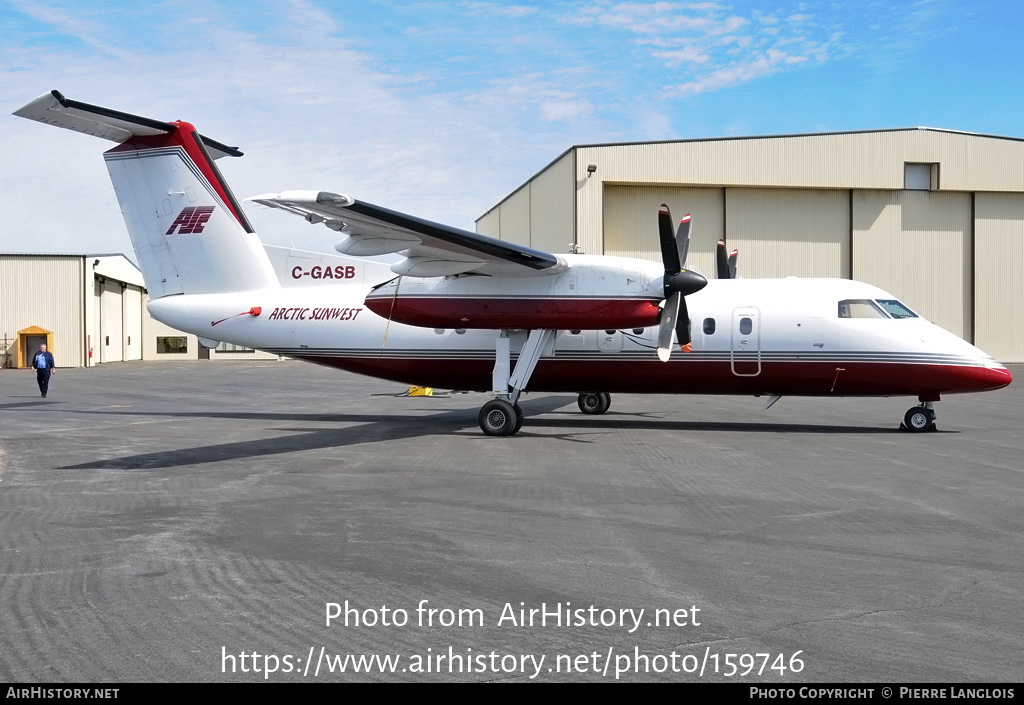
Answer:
[14,91,1012,436]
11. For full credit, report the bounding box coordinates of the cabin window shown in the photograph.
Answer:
[838,299,888,319]
[875,299,919,319]
[739,317,752,335]
[703,318,716,335]
[632,328,644,335]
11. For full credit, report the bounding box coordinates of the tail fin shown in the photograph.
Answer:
[14,91,278,297]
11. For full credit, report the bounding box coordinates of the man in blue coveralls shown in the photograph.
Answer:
[32,343,55,398]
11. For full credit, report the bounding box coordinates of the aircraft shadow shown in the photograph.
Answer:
[58,397,570,470]
[56,397,927,470]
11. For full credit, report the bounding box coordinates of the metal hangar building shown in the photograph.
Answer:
[476,128,1024,363]
[0,253,276,368]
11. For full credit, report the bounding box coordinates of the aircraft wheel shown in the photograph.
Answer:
[513,404,525,434]
[903,407,935,433]
[479,399,519,436]
[578,392,611,415]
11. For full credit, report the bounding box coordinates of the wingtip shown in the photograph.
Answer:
[657,347,672,362]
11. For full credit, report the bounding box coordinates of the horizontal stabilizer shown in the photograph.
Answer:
[13,90,242,159]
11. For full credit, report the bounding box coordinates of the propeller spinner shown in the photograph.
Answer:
[657,205,707,361]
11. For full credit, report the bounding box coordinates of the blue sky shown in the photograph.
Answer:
[1,0,1022,256]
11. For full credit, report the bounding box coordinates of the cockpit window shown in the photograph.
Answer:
[875,299,918,319]
[837,299,888,319]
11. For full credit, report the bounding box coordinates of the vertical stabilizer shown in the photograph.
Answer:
[104,123,278,297]
[13,91,279,297]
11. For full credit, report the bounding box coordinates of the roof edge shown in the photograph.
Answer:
[571,126,1024,151]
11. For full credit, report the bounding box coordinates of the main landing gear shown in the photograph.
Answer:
[577,392,611,415]
[478,329,554,436]
[902,401,937,433]
[478,399,524,436]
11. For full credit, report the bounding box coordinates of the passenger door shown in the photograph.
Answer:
[731,308,761,376]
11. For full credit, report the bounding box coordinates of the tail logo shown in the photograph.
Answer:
[166,206,216,235]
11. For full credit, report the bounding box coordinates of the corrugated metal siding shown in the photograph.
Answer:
[603,186,723,277]
[574,131,1024,193]
[499,186,531,247]
[852,190,972,339]
[0,255,83,367]
[974,193,1024,362]
[575,148,605,254]
[529,152,574,254]
[476,208,500,238]
[726,188,850,278]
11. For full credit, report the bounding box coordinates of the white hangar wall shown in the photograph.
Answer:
[477,128,1024,362]
[0,255,85,368]
[974,193,1024,361]
[852,190,973,340]
[1,253,280,368]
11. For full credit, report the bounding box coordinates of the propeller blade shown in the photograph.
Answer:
[728,249,738,279]
[657,291,681,361]
[676,296,692,347]
[659,204,681,275]
[676,214,691,268]
[716,239,730,279]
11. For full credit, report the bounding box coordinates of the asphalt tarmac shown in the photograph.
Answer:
[0,360,1021,683]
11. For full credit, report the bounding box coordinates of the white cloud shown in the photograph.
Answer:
[667,48,805,96]
[564,1,842,101]
[651,45,711,65]
[0,2,600,256]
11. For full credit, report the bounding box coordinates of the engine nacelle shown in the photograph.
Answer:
[364,255,665,330]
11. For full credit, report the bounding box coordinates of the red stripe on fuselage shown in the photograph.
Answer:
[105,121,252,232]
[290,357,1012,397]
[363,296,662,330]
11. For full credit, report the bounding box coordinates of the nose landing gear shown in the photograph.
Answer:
[902,402,937,432]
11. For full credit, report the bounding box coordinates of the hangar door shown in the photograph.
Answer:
[99,279,124,363]
[725,189,851,279]
[123,285,143,361]
[853,190,972,341]
[604,186,723,278]
[974,193,1024,362]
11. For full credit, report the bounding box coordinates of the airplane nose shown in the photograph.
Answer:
[986,365,1013,389]
[950,364,1013,392]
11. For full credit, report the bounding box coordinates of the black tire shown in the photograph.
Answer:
[904,407,934,433]
[597,392,612,414]
[479,399,518,436]
[578,393,604,415]
[513,404,525,434]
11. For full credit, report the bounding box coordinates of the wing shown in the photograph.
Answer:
[247,190,565,278]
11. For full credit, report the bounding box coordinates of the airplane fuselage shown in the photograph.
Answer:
[148,274,1011,399]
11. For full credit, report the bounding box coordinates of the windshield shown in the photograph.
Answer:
[838,299,888,319]
[875,299,918,319]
